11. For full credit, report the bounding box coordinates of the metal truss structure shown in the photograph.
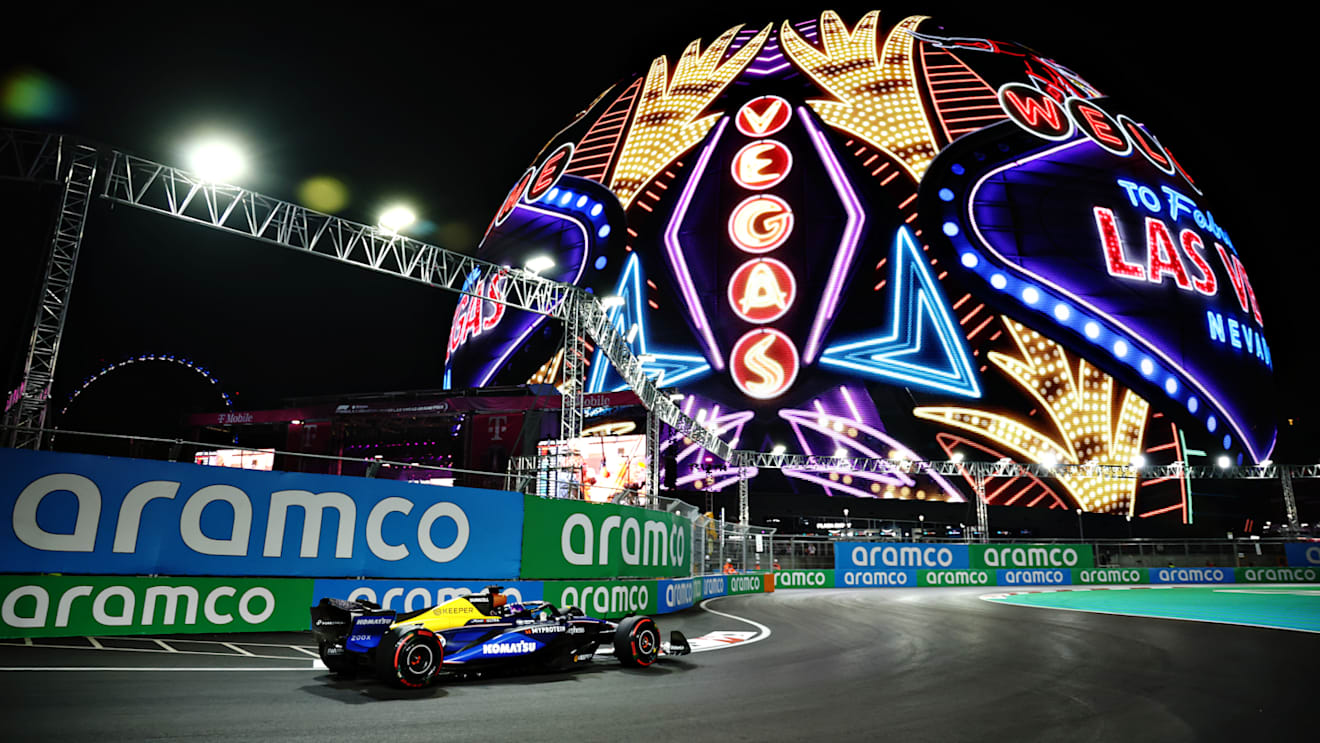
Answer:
[2,133,98,449]
[2,128,1312,532]
[0,129,63,183]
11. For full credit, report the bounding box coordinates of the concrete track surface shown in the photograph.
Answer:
[2,587,1312,741]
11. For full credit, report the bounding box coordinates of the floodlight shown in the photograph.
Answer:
[379,205,417,234]
[524,256,555,274]
[1217,455,1231,468]
[187,139,246,183]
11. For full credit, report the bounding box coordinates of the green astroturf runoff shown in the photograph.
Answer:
[987,586,1320,633]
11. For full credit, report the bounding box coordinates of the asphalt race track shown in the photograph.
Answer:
[2,587,1313,741]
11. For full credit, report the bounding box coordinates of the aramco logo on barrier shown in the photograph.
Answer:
[776,570,830,588]
[558,583,651,616]
[0,576,308,636]
[729,575,764,593]
[11,474,472,563]
[977,546,1086,569]
[850,544,960,568]
[1241,567,1318,583]
[560,513,685,568]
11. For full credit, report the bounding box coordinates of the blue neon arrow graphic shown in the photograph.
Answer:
[819,226,981,398]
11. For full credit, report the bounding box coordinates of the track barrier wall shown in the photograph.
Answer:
[519,496,690,579]
[0,448,523,578]
[772,566,1320,589]
[1,449,1313,637]
[0,574,313,638]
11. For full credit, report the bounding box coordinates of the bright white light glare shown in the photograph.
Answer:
[834,448,847,458]
[1040,451,1058,467]
[525,256,555,274]
[379,206,417,233]
[1217,455,1231,468]
[600,296,625,309]
[1259,459,1272,467]
[1130,455,1146,468]
[771,445,786,455]
[188,139,246,183]
[950,452,964,463]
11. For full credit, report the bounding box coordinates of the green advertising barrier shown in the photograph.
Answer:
[774,569,834,589]
[542,580,659,618]
[1236,567,1320,583]
[0,575,313,639]
[521,496,689,579]
[919,569,994,587]
[970,544,1095,569]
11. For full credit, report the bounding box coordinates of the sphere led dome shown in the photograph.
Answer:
[448,10,1273,518]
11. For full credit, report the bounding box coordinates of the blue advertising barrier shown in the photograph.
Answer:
[313,579,545,612]
[997,568,1071,586]
[1148,567,1236,584]
[836,542,967,587]
[699,574,727,599]
[1,448,523,578]
[1286,543,1320,567]
[658,577,698,612]
[837,569,918,587]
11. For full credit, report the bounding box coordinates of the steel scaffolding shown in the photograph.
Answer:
[4,138,97,449]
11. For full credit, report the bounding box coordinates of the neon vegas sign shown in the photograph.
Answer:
[727,96,800,399]
[933,87,1273,461]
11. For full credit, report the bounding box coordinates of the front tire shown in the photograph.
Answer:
[614,616,661,667]
[375,627,442,688]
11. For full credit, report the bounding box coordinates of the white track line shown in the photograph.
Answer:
[0,666,320,672]
[694,596,772,652]
[153,640,177,653]
[86,637,103,649]
[2,643,309,661]
[222,643,255,657]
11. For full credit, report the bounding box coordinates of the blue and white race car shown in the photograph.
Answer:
[310,586,690,688]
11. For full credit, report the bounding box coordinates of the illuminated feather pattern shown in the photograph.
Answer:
[914,318,1149,514]
[610,23,770,206]
[780,11,939,181]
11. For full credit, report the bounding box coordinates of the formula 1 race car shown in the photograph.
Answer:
[310,586,690,688]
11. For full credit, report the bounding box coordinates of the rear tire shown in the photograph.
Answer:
[375,627,442,688]
[614,616,661,667]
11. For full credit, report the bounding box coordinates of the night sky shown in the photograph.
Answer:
[2,2,1316,458]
